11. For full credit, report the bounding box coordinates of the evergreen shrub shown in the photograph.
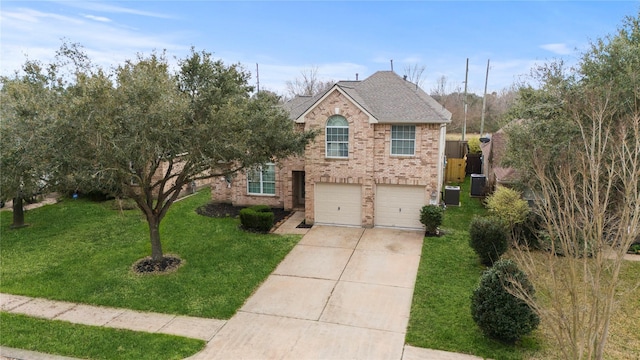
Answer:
[469,216,508,266]
[239,205,274,232]
[471,259,540,343]
[420,205,444,235]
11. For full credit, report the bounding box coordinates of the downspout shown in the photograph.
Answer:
[436,123,447,203]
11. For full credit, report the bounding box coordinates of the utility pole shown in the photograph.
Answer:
[462,58,469,141]
[480,59,490,135]
[256,63,260,93]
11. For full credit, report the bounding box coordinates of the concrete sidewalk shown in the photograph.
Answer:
[1,215,485,360]
[0,294,226,342]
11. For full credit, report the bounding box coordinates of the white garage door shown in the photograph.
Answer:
[375,185,426,229]
[315,183,361,226]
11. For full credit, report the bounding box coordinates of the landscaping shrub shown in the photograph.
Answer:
[485,187,529,230]
[239,205,274,232]
[420,205,444,235]
[467,137,482,154]
[471,259,540,343]
[469,216,508,266]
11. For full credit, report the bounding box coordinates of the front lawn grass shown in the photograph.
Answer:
[0,312,205,360]
[0,190,301,319]
[406,178,540,359]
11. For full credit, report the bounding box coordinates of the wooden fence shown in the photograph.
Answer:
[445,158,467,183]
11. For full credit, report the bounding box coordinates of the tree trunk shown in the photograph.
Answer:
[11,194,26,229]
[147,215,164,262]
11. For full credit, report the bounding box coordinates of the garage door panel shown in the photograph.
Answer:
[375,185,425,229]
[315,184,361,226]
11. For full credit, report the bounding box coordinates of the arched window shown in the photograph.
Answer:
[325,115,349,158]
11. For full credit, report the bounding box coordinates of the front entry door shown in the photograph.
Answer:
[293,171,305,207]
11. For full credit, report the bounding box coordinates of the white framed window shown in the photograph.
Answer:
[247,163,276,195]
[325,115,349,158]
[391,125,416,156]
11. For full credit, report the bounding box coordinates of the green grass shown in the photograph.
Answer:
[0,190,301,319]
[406,178,541,359]
[0,313,204,360]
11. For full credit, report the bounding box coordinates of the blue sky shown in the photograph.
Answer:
[2,1,638,95]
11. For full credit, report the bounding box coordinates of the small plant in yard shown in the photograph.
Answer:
[469,216,508,266]
[420,205,444,236]
[239,205,275,233]
[485,187,529,241]
[471,259,540,343]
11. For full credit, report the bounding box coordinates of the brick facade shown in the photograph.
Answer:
[151,155,215,197]
[302,91,442,226]
[211,89,444,228]
[210,156,305,209]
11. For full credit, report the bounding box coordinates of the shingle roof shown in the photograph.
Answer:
[283,71,451,124]
[281,95,317,121]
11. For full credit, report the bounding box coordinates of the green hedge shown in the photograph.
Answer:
[471,259,539,343]
[469,216,508,266]
[239,205,274,232]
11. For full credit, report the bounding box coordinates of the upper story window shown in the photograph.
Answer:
[325,115,349,158]
[391,125,416,156]
[247,163,276,195]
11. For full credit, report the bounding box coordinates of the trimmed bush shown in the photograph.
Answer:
[239,205,274,232]
[467,137,482,154]
[420,205,444,235]
[471,259,540,343]
[485,187,529,229]
[469,216,508,266]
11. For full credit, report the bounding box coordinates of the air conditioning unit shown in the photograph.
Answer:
[470,174,486,197]
[444,186,460,206]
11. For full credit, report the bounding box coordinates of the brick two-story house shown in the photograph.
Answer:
[211,71,451,229]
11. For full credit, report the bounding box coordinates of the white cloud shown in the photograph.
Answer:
[400,56,423,64]
[83,14,111,23]
[540,43,573,55]
[54,1,174,19]
[1,6,188,76]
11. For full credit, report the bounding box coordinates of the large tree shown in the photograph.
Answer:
[56,48,315,264]
[0,61,60,228]
[505,13,640,359]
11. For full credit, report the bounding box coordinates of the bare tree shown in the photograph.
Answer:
[402,64,426,89]
[508,88,640,359]
[430,75,450,99]
[285,67,334,98]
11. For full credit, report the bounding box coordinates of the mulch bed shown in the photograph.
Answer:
[196,202,291,225]
[132,255,182,274]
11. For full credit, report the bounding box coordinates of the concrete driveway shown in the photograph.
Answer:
[188,225,425,359]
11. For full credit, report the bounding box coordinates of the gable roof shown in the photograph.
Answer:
[284,71,451,124]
